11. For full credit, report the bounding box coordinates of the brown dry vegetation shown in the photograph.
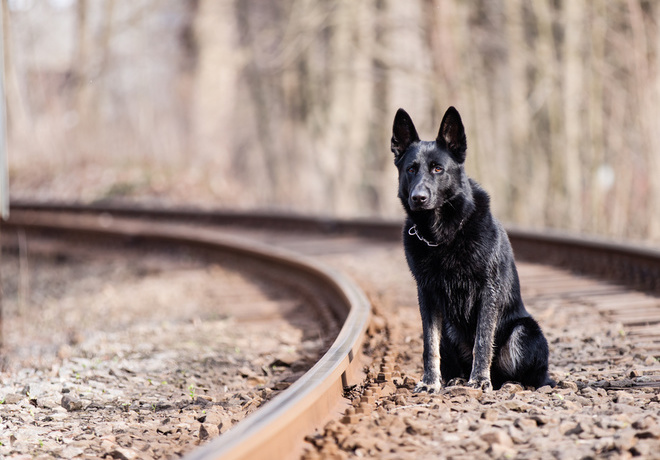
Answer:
[4,0,660,240]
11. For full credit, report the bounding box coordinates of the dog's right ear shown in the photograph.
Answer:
[436,106,467,163]
[391,108,419,162]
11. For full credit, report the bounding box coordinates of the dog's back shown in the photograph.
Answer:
[392,107,553,392]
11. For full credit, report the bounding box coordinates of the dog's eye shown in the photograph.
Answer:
[432,165,444,174]
[407,166,417,174]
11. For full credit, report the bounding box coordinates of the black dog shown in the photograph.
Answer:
[391,106,554,392]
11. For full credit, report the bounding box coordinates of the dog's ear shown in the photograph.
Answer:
[437,106,467,163]
[391,108,419,162]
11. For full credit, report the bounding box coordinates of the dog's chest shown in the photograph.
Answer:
[406,239,486,295]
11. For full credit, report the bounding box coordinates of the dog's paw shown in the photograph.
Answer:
[413,381,442,394]
[467,377,493,392]
[446,377,467,387]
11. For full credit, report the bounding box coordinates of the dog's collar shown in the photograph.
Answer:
[408,224,440,247]
[408,219,466,247]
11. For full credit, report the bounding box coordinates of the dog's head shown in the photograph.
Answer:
[391,106,467,212]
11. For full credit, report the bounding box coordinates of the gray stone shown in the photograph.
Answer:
[61,395,83,411]
[107,448,137,460]
[615,391,635,405]
[514,417,538,431]
[199,423,220,441]
[557,380,578,391]
[480,429,513,447]
[500,382,524,393]
[3,393,24,404]
[60,445,85,459]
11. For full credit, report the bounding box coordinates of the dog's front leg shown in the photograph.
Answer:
[414,290,442,393]
[467,293,498,392]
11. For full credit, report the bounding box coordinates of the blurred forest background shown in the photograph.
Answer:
[4,0,660,240]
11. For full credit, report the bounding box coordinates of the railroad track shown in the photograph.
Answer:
[2,204,369,459]
[3,202,660,459]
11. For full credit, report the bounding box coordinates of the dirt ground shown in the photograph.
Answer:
[2,226,660,459]
[0,234,333,459]
[299,240,660,459]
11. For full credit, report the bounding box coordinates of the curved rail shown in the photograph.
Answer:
[3,206,371,460]
[10,201,660,295]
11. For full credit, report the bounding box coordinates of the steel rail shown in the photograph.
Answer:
[10,201,660,294]
[3,208,371,460]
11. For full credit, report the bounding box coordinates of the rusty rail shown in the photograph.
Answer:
[3,206,370,460]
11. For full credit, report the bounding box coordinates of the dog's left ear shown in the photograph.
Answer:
[392,108,420,163]
[437,106,467,163]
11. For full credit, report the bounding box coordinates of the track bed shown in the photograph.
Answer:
[286,235,660,459]
[2,205,660,459]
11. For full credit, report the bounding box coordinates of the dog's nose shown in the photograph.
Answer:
[411,191,428,204]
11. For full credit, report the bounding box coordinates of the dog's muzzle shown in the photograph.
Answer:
[409,186,433,211]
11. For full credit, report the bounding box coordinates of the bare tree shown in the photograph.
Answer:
[6,0,660,240]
